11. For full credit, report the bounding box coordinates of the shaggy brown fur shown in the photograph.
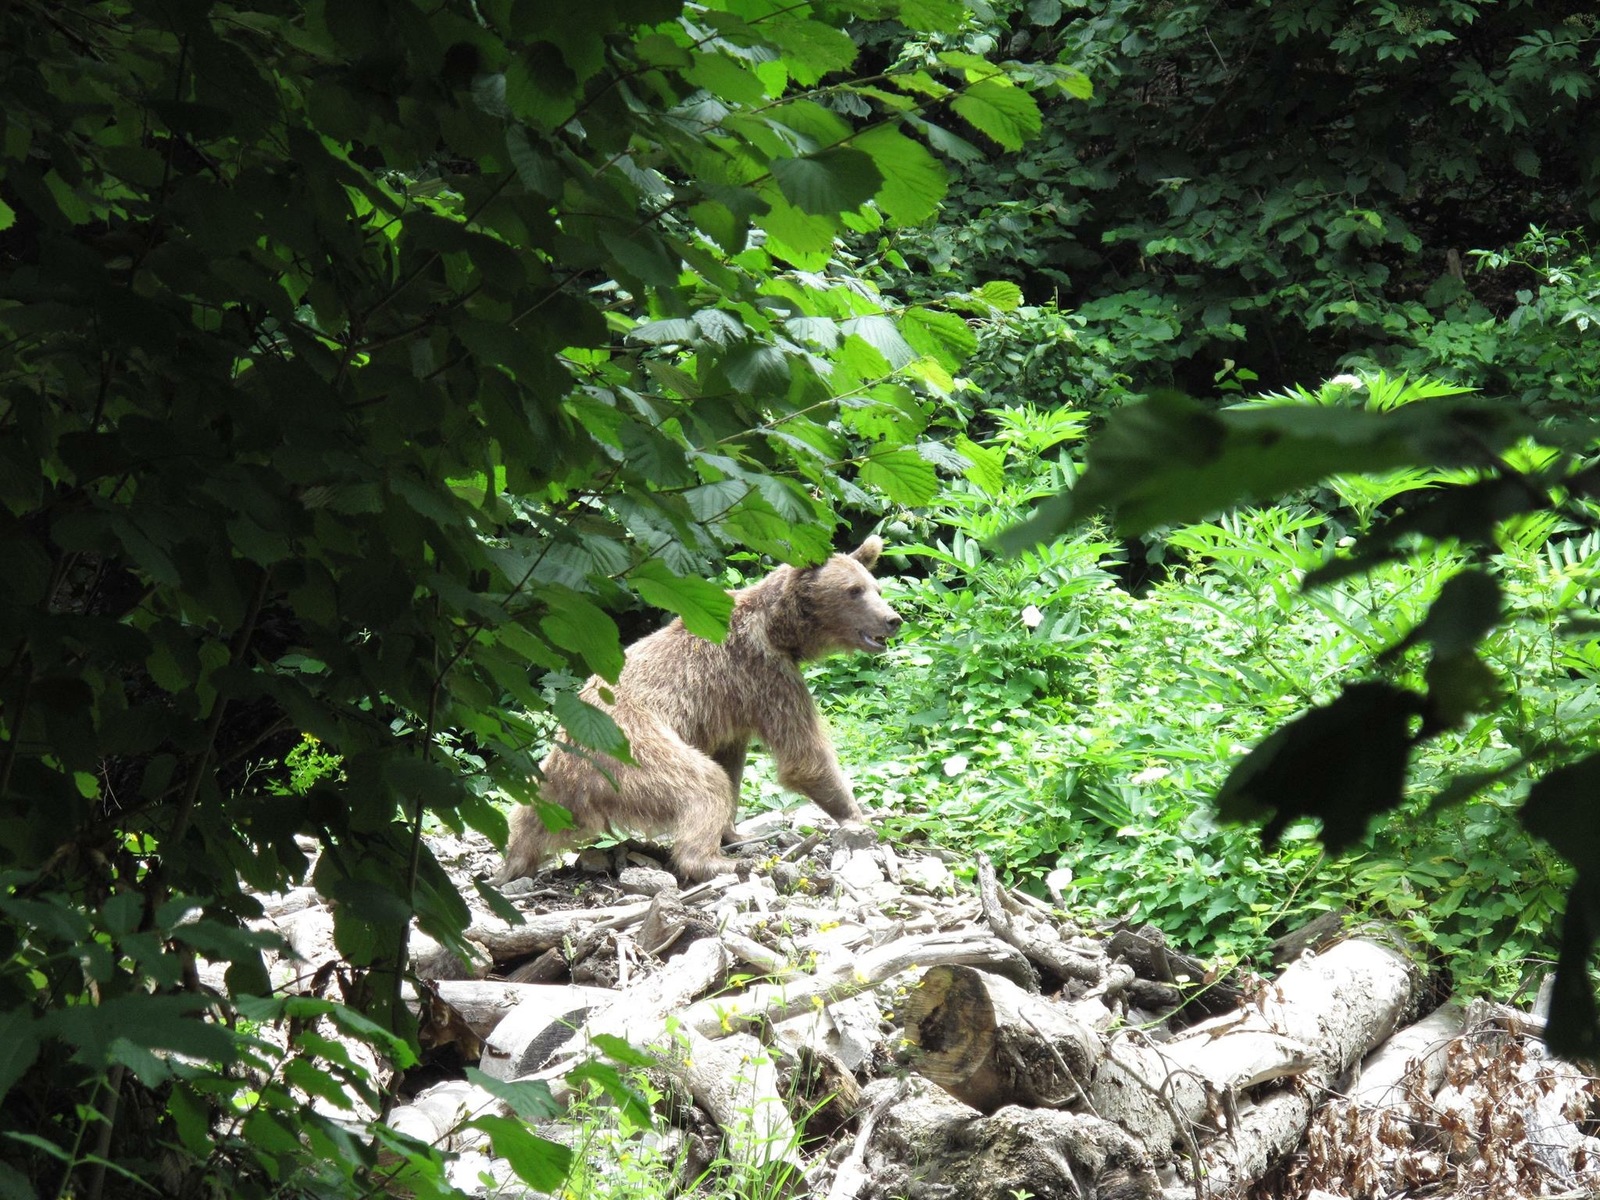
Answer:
[502,538,901,882]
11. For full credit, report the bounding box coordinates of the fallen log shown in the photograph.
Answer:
[1285,1002,1600,1199]
[501,936,731,1080]
[1101,937,1419,1162]
[402,979,566,1040]
[976,854,1103,985]
[386,1079,502,1147]
[682,929,1034,1039]
[844,1074,1163,1200]
[900,963,1099,1112]
[1349,1000,1465,1107]
[900,936,1420,1194]
[466,900,653,960]
[475,982,619,1080]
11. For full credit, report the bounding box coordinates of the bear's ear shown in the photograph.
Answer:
[849,535,884,571]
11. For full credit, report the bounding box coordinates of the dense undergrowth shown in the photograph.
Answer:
[769,370,1588,1005]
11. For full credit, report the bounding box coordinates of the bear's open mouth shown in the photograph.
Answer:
[860,630,889,652]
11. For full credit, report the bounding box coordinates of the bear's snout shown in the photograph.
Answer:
[859,608,901,653]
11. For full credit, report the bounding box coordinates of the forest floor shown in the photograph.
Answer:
[250,807,1600,1199]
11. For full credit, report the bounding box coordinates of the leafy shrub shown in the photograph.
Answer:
[798,390,1578,996]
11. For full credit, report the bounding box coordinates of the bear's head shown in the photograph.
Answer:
[802,536,902,657]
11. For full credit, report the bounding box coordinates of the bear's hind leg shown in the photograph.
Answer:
[498,801,581,884]
[620,736,740,881]
[710,739,748,846]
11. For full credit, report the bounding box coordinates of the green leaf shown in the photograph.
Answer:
[1000,392,1519,550]
[685,51,767,105]
[973,280,1023,311]
[553,691,632,760]
[325,878,413,926]
[950,80,1042,151]
[953,434,1005,496]
[1422,651,1499,732]
[566,1059,653,1129]
[43,995,236,1077]
[0,1160,30,1200]
[589,1033,658,1067]
[900,0,971,31]
[506,127,563,198]
[631,559,734,643]
[1217,681,1421,852]
[756,193,839,262]
[1541,875,1600,1060]
[757,17,858,86]
[854,126,946,225]
[901,308,976,368]
[1523,753,1600,874]
[540,588,624,682]
[466,1116,574,1191]
[842,384,927,443]
[1403,570,1502,658]
[721,343,792,395]
[770,147,882,216]
[464,1068,563,1120]
[504,48,578,131]
[0,1011,40,1107]
[841,315,916,370]
[0,199,14,232]
[860,448,938,506]
[1317,476,1537,588]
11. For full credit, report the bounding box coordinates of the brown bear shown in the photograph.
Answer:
[501,537,901,882]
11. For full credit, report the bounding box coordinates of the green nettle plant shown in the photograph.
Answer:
[980,372,1600,1053]
[800,382,1582,998]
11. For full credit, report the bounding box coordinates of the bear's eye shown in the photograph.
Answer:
[848,584,866,597]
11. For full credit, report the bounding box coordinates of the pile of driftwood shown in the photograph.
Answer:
[250,810,1600,1199]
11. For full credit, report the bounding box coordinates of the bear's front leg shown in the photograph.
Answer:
[773,736,865,824]
[761,681,867,824]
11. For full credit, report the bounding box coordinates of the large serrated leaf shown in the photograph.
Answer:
[539,588,623,682]
[553,691,631,759]
[631,559,734,643]
[860,448,938,506]
[721,343,792,395]
[758,17,858,85]
[973,280,1023,311]
[467,1116,574,1190]
[506,127,562,197]
[950,80,1042,151]
[1523,753,1600,874]
[1405,570,1502,658]
[840,315,916,370]
[685,50,767,104]
[901,307,976,368]
[953,434,1005,496]
[854,126,946,224]
[770,147,882,216]
[464,1068,563,1120]
[756,192,838,263]
[899,0,969,32]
